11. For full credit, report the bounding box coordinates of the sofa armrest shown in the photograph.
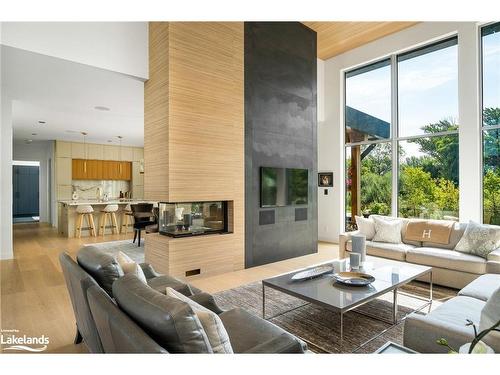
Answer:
[487,248,500,262]
[189,292,225,315]
[338,230,359,259]
[243,333,307,353]
[139,263,161,279]
[486,260,500,274]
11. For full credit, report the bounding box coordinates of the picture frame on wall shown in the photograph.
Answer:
[318,172,333,187]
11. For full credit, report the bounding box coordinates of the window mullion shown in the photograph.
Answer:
[390,54,399,218]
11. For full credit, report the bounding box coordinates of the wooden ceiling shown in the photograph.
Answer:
[302,22,419,60]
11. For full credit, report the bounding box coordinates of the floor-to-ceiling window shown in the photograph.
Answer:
[344,37,459,230]
[344,60,392,230]
[481,22,500,225]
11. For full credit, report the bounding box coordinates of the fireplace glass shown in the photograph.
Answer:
[158,201,229,238]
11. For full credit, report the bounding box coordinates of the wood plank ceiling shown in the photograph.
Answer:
[302,22,419,60]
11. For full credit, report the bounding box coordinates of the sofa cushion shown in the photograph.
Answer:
[429,295,485,327]
[113,274,213,353]
[77,246,124,296]
[458,274,500,301]
[219,308,306,353]
[166,287,233,354]
[454,221,500,259]
[406,247,487,274]
[422,222,467,250]
[347,240,414,261]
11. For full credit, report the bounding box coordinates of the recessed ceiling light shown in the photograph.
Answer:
[94,106,111,111]
[31,133,37,136]
[24,139,33,144]
[107,140,113,143]
[38,120,46,124]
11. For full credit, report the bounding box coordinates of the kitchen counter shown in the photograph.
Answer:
[59,199,157,206]
[58,199,157,237]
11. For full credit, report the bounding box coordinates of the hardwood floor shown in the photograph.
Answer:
[0,222,338,353]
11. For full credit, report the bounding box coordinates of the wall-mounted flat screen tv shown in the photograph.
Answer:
[260,167,308,207]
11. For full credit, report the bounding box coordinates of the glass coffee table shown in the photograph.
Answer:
[262,256,432,352]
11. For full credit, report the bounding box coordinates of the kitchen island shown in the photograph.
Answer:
[58,200,157,237]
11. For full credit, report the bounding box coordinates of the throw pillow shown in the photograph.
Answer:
[372,216,402,244]
[166,287,233,354]
[454,221,500,259]
[116,251,147,284]
[354,215,375,240]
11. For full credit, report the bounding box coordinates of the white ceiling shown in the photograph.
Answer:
[3,45,145,147]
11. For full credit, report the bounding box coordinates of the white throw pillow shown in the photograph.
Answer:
[116,251,147,284]
[455,221,500,259]
[354,215,376,240]
[166,287,233,354]
[372,216,402,244]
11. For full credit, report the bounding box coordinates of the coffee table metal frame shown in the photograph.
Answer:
[261,261,433,353]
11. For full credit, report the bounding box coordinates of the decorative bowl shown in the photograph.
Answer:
[332,272,375,286]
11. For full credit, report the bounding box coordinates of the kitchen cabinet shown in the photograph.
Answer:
[72,159,132,180]
[72,159,86,180]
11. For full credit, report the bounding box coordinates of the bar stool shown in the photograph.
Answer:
[99,204,119,235]
[120,204,134,234]
[75,205,96,238]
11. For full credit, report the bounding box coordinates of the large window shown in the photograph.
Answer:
[344,37,459,229]
[481,23,500,225]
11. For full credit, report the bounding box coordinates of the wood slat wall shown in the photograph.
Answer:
[303,22,418,59]
[144,22,170,201]
[144,22,245,275]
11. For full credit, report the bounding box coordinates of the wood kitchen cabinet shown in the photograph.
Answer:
[120,161,132,180]
[72,159,132,180]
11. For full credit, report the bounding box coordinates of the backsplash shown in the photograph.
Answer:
[72,180,131,200]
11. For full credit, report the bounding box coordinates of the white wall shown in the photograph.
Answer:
[13,140,55,225]
[1,22,148,80]
[1,36,14,258]
[320,22,482,243]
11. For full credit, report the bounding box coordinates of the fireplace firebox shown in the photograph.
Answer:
[158,201,230,238]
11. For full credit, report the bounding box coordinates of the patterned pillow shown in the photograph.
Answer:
[372,216,403,244]
[454,221,500,259]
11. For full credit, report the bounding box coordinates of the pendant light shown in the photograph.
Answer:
[81,132,88,173]
[117,135,123,175]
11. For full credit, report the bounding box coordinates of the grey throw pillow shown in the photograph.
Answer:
[454,221,500,259]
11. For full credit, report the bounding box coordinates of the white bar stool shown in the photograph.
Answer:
[99,204,119,235]
[75,205,96,238]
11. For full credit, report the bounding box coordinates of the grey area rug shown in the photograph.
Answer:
[214,281,456,354]
[86,240,145,263]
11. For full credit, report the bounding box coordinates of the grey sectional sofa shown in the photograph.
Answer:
[404,274,500,353]
[60,246,307,353]
[340,218,500,289]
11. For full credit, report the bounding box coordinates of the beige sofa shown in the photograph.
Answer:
[339,217,500,289]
